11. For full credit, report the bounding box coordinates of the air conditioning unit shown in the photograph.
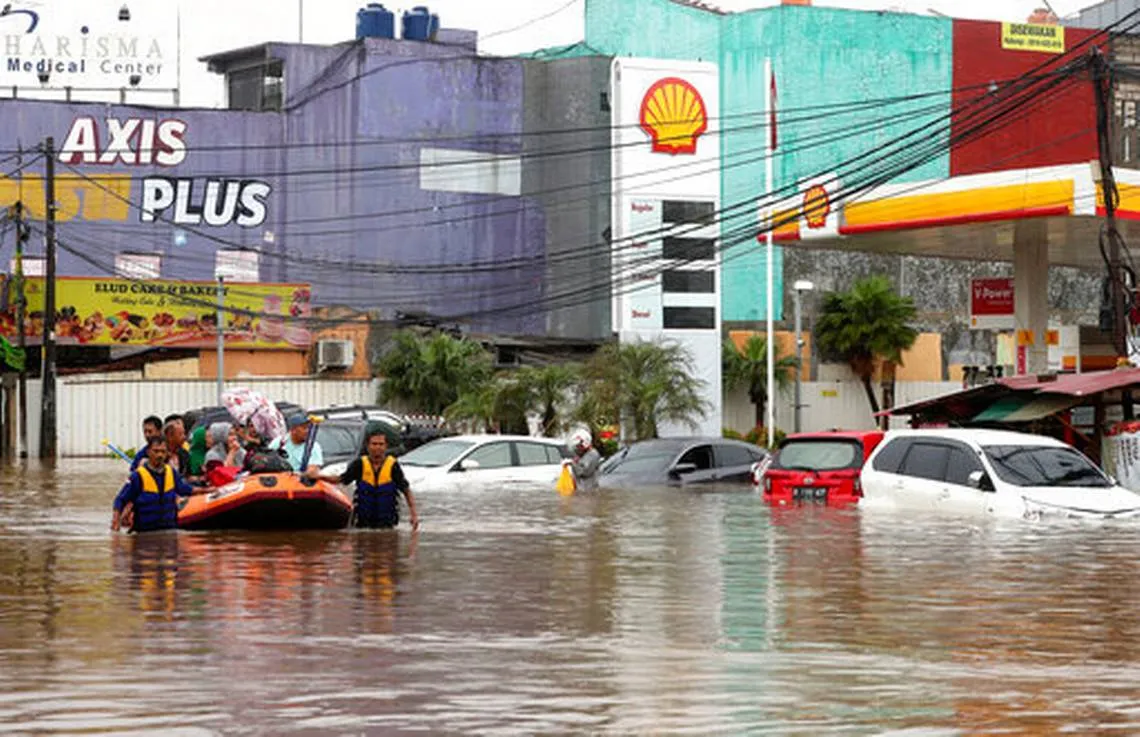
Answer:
[317,339,355,370]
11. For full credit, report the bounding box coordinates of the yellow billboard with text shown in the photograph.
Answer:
[0,277,312,349]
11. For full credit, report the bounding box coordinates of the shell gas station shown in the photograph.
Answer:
[773,160,1140,377]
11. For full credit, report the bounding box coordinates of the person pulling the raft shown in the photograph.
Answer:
[320,427,419,530]
[111,437,205,533]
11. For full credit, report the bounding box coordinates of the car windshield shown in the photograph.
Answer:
[400,439,475,468]
[983,444,1111,488]
[320,425,362,460]
[601,442,685,476]
[773,439,862,471]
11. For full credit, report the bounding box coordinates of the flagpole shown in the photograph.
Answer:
[764,57,776,446]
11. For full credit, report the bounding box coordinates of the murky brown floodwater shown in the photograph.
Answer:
[4,460,1140,734]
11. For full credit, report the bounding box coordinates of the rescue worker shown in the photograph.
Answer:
[320,428,419,530]
[111,437,198,533]
[568,432,602,491]
[129,415,164,470]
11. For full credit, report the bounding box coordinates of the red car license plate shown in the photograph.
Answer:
[793,487,828,501]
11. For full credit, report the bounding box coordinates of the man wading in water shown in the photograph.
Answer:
[111,437,205,533]
[320,428,419,530]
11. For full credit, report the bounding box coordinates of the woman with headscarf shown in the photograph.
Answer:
[187,425,208,479]
[204,422,245,470]
[202,421,247,487]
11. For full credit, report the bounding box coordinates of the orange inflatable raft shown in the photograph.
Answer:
[177,473,352,531]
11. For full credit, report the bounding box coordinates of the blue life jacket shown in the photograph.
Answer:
[133,465,179,532]
[355,455,399,528]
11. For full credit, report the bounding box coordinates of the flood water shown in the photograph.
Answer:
[4,460,1140,734]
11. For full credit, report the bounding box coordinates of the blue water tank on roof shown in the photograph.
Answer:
[356,3,395,40]
[402,6,439,41]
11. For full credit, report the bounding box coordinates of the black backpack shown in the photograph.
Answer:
[245,447,292,474]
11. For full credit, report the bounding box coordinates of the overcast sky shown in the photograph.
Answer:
[104,0,1100,107]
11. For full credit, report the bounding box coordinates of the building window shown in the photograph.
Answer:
[215,249,260,282]
[10,257,44,277]
[663,306,716,330]
[662,200,715,224]
[662,269,714,294]
[662,237,715,261]
[115,253,161,279]
[227,60,284,112]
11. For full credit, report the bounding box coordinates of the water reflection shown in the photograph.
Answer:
[4,462,1140,732]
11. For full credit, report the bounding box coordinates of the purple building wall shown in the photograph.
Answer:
[0,34,545,335]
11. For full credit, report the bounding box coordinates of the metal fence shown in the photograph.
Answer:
[48,377,379,457]
[723,380,963,435]
[18,375,963,457]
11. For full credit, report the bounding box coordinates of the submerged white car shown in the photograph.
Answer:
[394,435,572,492]
[860,428,1140,519]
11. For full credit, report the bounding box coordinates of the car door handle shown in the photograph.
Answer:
[938,489,951,501]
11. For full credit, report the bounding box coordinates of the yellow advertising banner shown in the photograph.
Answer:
[0,277,313,349]
[1001,22,1064,54]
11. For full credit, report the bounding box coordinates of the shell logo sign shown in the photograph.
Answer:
[802,184,831,229]
[639,77,708,155]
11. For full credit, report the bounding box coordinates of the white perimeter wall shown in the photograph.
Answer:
[15,377,379,457]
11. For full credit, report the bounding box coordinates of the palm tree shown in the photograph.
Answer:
[445,375,529,434]
[814,275,918,417]
[722,335,799,429]
[376,330,492,415]
[515,364,579,437]
[578,339,708,442]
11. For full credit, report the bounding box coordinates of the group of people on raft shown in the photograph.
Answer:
[111,411,419,534]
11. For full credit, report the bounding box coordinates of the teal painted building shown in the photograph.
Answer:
[581,0,952,322]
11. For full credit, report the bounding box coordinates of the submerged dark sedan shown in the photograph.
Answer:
[597,437,768,488]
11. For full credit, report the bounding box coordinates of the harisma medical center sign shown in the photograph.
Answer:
[0,0,175,89]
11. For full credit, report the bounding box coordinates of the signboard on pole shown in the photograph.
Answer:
[969,278,1015,329]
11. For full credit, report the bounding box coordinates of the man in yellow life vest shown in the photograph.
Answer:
[320,428,419,530]
[111,437,201,533]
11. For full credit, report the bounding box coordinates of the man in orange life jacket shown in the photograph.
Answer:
[111,437,199,533]
[320,428,419,530]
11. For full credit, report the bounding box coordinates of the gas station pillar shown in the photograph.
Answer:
[1013,219,1049,375]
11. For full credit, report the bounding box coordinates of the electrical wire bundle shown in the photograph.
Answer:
[3,6,1140,335]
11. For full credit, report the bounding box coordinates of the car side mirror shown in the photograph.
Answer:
[670,462,698,479]
[459,459,481,472]
[968,470,994,492]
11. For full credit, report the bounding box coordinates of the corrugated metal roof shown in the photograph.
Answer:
[973,394,1083,423]
[997,368,1140,396]
[885,368,1140,423]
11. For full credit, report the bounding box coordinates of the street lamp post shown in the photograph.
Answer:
[792,280,814,434]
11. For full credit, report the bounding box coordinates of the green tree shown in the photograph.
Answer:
[577,339,708,442]
[515,364,579,437]
[814,275,918,417]
[376,330,493,415]
[445,374,530,434]
[721,335,799,429]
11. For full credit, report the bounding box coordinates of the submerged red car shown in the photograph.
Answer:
[759,431,884,506]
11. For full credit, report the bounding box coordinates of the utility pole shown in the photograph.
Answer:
[39,137,56,460]
[1093,48,1133,422]
[1093,49,1129,363]
[216,276,225,404]
[13,201,27,459]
